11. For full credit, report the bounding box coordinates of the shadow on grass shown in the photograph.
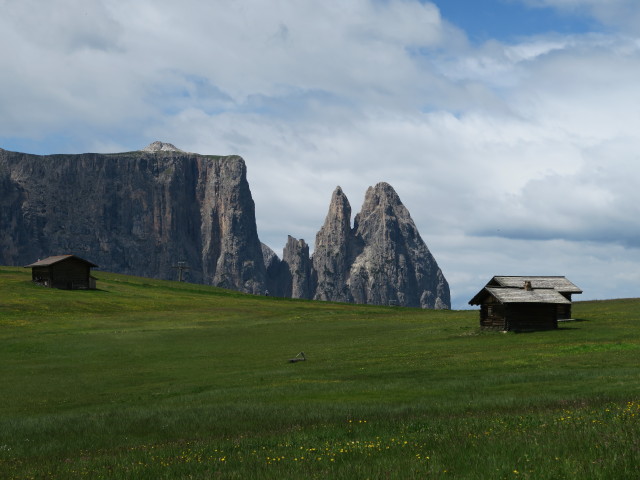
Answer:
[512,325,582,333]
[26,282,111,294]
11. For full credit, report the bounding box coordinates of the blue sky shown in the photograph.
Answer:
[1,0,639,308]
[432,0,595,42]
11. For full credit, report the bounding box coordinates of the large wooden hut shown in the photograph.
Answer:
[25,255,98,290]
[469,276,582,331]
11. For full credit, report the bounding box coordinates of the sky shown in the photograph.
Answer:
[1,0,639,309]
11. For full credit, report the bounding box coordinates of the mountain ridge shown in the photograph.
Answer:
[0,143,450,308]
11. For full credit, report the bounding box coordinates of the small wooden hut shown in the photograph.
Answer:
[469,276,582,331]
[25,255,98,290]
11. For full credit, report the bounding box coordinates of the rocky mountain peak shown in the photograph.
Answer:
[355,182,408,237]
[370,181,397,199]
[351,183,449,308]
[283,236,313,299]
[307,182,450,309]
[323,186,351,235]
[141,141,184,153]
[311,186,359,303]
[354,182,399,231]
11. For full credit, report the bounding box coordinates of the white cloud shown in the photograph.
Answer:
[437,234,640,309]
[2,0,123,53]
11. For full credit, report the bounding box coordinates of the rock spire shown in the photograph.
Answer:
[308,183,449,308]
[267,182,450,309]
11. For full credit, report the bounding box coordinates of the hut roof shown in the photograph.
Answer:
[488,276,582,293]
[24,255,99,268]
[470,286,571,305]
[469,275,581,305]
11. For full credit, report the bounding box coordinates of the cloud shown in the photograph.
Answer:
[438,234,640,309]
[475,136,640,248]
[2,0,123,53]
[0,0,450,139]
[0,0,146,138]
[2,0,639,307]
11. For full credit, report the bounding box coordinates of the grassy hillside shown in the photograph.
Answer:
[1,267,639,479]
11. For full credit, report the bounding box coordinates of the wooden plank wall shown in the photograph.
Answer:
[51,261,91,289]
[557,304,572,320]
[31,266,52,286]
[480,304,507,329]
[480,303,560,331]
[505,304,558,331]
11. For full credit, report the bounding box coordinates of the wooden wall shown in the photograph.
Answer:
[505,304,558,331]
[31,259,94,289]
[51,261,91,289]
[480,303,507,329]
[31,266,52,287]
[480,302,559,331]
[557,304,572,320]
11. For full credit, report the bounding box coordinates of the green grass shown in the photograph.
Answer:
[1,267,639,479]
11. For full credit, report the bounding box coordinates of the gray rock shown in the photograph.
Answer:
[309,183,450,309]
[349,182,450,309]
[262,242,285,297]
[262,236,313,299]
[312,187,360,303]
[0,145,449,308]
[283,236,312,299]
[0,147,266,294]
[141,141,184,153]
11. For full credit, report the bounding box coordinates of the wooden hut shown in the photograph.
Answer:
[25,255,98,290]
[469,276,582,331]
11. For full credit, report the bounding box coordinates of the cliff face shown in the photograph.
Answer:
[350,183,450,309]
[312,187,360,303]
[0,144,266,294]
[1,143,449,308]
[307,183,450,309]
[283,236,313,300]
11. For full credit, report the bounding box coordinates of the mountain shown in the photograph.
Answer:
[305,183,450,309]
[312,186,359,303]
[1,143,450,308]
[0,143,266,294]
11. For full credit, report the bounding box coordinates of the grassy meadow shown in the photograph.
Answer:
[0,266,639,479]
